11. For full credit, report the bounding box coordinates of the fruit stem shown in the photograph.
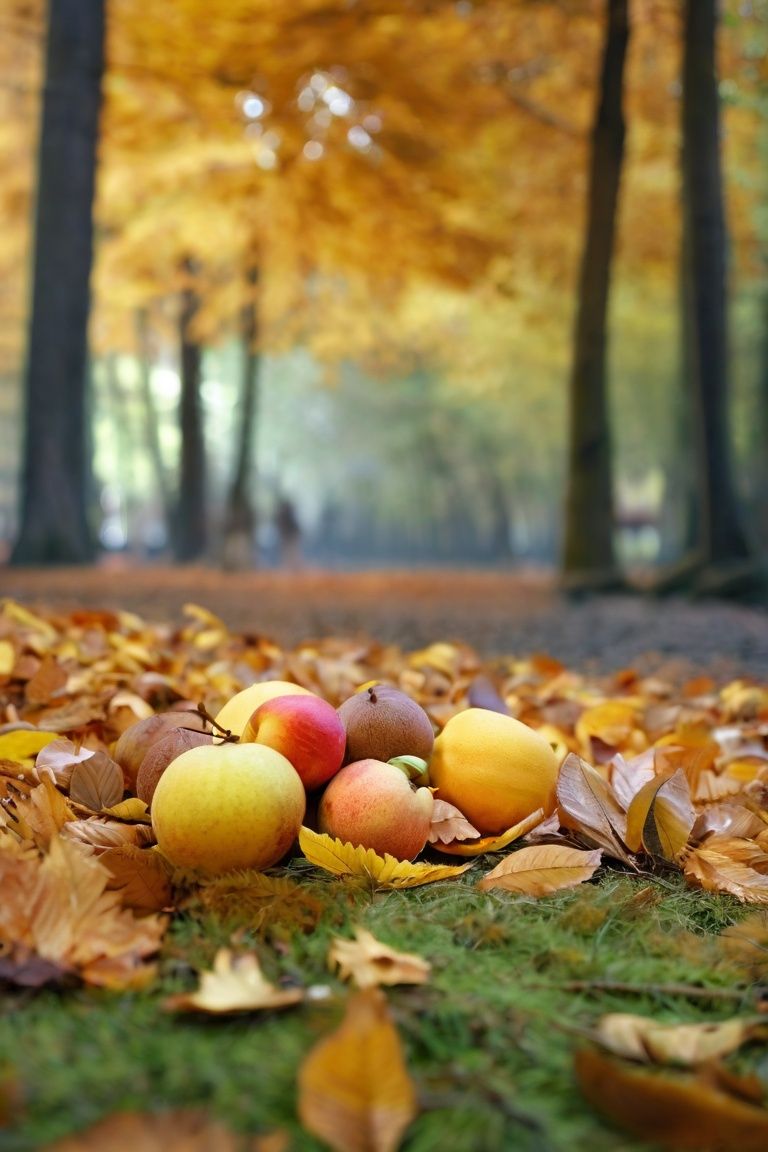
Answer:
[195,703,240,743]
[368,686,377,704]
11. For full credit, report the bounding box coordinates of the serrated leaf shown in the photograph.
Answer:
[625,767,696,861]
[298,827,472,888]
[478,844,602,896]
[298,987,417,1152]
[437,808,545,856]
[329,928,431,988]
[557,753,635,865]
[165,949,303,1014]
[69,752,124,811]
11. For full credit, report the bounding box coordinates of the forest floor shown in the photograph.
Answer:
[1,562,767,679]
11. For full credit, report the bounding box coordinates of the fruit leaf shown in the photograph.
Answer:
[556,753,635,865]
[437,808,545,856]
[625,767,696,862]
[594,1013,766,1066]
[69,752,124,811]
[387,755,429,781]
[478,844,602,896]
[165,949,303,1014]
[574,1045,768,1149]
[297,987,418,1152]
[298,827,472,888]
[329,927,431,988]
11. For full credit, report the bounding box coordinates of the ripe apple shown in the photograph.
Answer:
[151,742,306,875]
[214,680,315,738]
[318,758,434,861]
[242,694,346,791]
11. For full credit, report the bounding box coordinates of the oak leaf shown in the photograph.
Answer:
[297,988,417,1152]
[575,1046,768,1149]
[164,949,303,1014]
[625,767,696,862]
[298,827,472,888]
[478,844,602,896]
[556,753,635,865]
[329,928,431,988]
[594,1013,765,1066]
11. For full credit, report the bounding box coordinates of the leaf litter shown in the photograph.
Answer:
[2,597,768,1149]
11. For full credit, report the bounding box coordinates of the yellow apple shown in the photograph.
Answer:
[214,680,315,738]
[151,742,306,874]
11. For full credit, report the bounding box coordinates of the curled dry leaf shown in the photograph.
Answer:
[556,754,634,865]
[60,818,154,853]
[34,737,97,789]
[298,988,418,1152]
[685,837,768,905]
[298,827,472,889]
[69,752,124,811]
[329,928,431,988]
[436,808,545,857]
[478,844,602,896]
[594,1013,766,1066]
[4,775,76,849]
[575,1045,768,1150]
[624,767,696,862]
[428,798,480,844]
[165,949,303,1014]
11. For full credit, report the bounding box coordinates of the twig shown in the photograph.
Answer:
[528,979,761,1002]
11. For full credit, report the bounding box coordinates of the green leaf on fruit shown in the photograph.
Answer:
[387,755,429,781]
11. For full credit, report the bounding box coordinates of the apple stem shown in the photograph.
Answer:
[195,703,240,743]
[368,686,377,704]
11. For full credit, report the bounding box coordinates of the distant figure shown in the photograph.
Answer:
[275,496,302,569]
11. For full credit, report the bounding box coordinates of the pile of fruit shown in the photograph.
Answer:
[116,678,559,876]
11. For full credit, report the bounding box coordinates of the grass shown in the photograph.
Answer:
[0,862,759,1152]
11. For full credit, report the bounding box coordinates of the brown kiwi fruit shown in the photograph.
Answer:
[336,684,434,765]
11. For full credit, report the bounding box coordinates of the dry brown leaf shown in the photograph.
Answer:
[25,655,68,705]
[428,798,480,844]
[5,775,76,848]
[575,1045,768,1149]
[60,818,154,853]
[594,1013,765,1066]
[685,838,768,904]
[38,1108,285,1151]
[329,928,431,988]
[436,808,545,856]
[556,753,635,865]
[720,912,768,980]
[34,737,97,789]
[101,845,174,913]
[164,949,303,1014]
[297,987,417,1152]
[69,752,124,811]
[691,803,768,844]
[625,768,696,862]
[478,844,602,896]
[298,827,472,888]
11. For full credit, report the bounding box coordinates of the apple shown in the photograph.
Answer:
[242,694,346,791]
[214,680,315,738]
[317,758,434,861]
[150,742,306,875]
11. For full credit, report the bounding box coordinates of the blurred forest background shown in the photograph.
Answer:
[0,0,766,589]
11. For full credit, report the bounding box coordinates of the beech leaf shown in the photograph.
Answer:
[69,752,124,811]
[556,753,635,865]
[297,987,418,1152]
[34,737,97,789]
[164,949,303,1014]
[298,827,472,888]
[625,767,696,862]
[329,928,431,988]
[101,846,174,913]
[684,838,768,904]
[478,844,602,896]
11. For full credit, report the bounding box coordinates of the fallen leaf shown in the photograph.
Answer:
[575,1045,768,1149]
[299,827,472,888]
[165,949,303,1014]
[25,655,68,705]
[576,701,640,753]
[101,846,174,913]
[625,768,696,862]
[436,808,545,856]
[0,729,59,762]
[556,754,634,865]
[720,912,768,980]
[34,738,97,789]
[196,870,325,936]
[69,752,124,811]
[428,798,480,844]
[297,988,417,1152]
[478,844,602,896]
[38,1108,283,1151]
[60,818,154,853]
[5,775,76,848]
[685,838,768,904]
[594,1012,765,1066]
[0,639,15,676]
[329,928,431,988]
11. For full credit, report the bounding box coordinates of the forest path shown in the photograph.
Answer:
[1,564,767,681]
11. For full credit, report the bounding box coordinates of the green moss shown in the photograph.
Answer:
[0,868,758,1152]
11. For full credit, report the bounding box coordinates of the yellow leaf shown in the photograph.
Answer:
[594,1013,765,1066]
[298,988,417,1152]
[478,844,602,896]
[101,797,151,822]
[1,601,57,641]
[0,640,15,675]
[436,808,545,856]
[298,827,472,888]
[0,730,59,762]
[165,949,303,1014]
[329,928,431,989]
[576,701,639,750]
[575,1046,768,1149]
[625,768,695,861]
[685,838,768,904]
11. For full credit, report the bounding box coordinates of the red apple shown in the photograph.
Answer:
[317,758,434,861]
[242,693,346,791]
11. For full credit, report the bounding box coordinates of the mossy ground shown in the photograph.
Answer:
[0,862,759,1152]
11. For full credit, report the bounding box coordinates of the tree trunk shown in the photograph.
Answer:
[562,0,628,587]
[681,0,753,583]
[173,262,207,561]
[10,0,104,565]
[135,307,172,533]
[221,268,260,569]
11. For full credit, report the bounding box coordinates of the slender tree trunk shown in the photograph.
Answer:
[562,0,628,585]
[135,308,172,533]
[10,0,104,565]
[221,268,259,569]
[174,262,207,561]
[681,0,752,576]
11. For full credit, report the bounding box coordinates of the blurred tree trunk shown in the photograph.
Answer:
[174,261,207,561]
[562,0,628,588]
[10,0,104,565]
[221,267,260,569]
[135,308,172,534]
[678,0,755,592]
